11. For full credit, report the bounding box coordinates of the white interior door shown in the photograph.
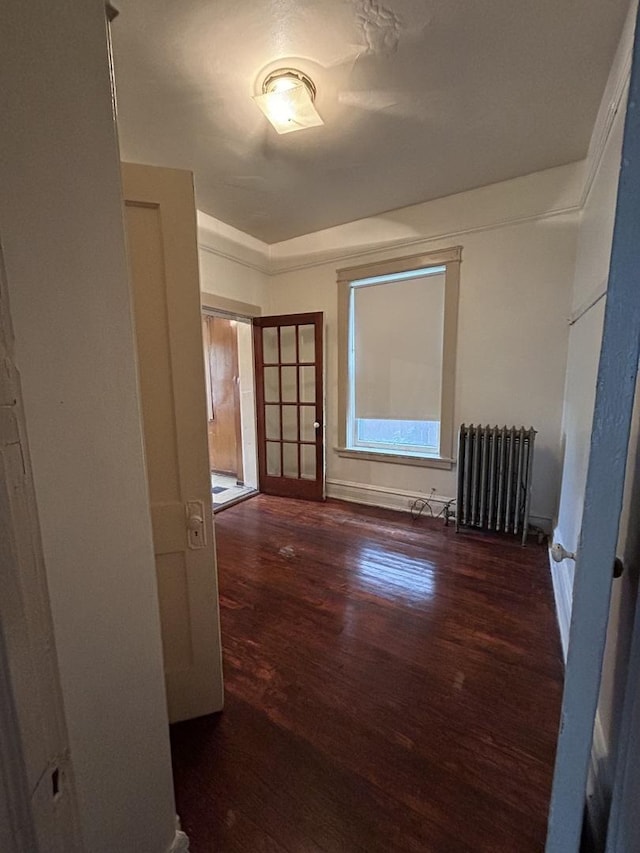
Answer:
[546,11,640,851]
[122,162,224,723]
[0,247,81,851]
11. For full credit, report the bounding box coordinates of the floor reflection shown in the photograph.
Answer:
[355,545,436,602]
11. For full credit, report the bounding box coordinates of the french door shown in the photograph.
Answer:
[253,312,324,500]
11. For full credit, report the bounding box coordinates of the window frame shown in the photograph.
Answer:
[337,246,461,469]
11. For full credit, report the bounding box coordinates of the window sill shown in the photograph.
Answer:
[335,447,454,470]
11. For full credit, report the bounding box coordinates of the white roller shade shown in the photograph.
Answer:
[352,272,445,422]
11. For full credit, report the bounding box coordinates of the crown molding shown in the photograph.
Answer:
[579,57,631,211]
[198,204,581,278]
[198,239,270,276]
[579,2,635,209]
[267,205,580,275]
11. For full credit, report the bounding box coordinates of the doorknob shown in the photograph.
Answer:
[314,421,321,429]
[186,500,206,549]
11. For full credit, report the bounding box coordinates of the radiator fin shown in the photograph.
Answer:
[456,424,536,545]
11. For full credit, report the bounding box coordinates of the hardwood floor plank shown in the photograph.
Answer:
[171,496,564,852]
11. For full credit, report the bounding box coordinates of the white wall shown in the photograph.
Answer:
[553,97,626,591]
[0,2,177,851]
[198,210,269,309]
[265,166,582,527]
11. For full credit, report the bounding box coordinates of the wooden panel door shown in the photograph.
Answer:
[203,315,243,480]
[254,313,324,500]
[122,162,224,723]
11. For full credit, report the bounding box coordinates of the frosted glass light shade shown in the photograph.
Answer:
[253,79,323,134]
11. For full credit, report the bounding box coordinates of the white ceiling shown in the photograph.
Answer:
[112,0,628,244]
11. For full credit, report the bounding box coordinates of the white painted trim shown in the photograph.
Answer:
[336,245,462,281]
[198,239,270,276]
[579,0,636,210]
[326,477,453,515]
[198,203,581,277]
[201,292,261,318]
[580,72,630,211]
[548,539,573,662]
[586,711,610,851]
[168,831,190,853]
[267,205,579,276]
[167,816,190,852]
[326,478,551,532]
[335,447,454,470]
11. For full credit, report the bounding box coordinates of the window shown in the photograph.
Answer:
[337,247,461,468]
[354,418,440,454]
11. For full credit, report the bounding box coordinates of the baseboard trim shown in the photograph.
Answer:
[326,478,551,533]
[326,478,453,516]
[548,538,573,662]
[168,816,190,853]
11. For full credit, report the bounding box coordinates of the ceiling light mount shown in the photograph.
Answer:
[261,68,317,101]
[253,66,323,135]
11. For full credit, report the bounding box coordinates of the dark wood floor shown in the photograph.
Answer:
[170,496,564,852]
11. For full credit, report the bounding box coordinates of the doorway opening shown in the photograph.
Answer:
[202,310,259,511]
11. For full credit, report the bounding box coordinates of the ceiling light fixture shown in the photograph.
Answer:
[253,68,324,135]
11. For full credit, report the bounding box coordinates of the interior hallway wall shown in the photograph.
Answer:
[0,2,177,851]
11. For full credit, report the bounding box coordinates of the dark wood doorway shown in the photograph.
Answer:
[203,314,243,481]
[253,313,324,500]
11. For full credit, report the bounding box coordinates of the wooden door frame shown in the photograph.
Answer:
[253,312,324,501]
[202,307,260,491]
[203,314,244,481]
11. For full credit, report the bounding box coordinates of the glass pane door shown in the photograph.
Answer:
[254,313,324,500]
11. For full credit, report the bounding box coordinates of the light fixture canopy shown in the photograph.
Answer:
[253,68,324,134]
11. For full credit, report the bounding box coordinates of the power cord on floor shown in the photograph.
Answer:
[410,495,456,523]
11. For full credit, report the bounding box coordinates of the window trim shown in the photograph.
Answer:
[336,246,461,469]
